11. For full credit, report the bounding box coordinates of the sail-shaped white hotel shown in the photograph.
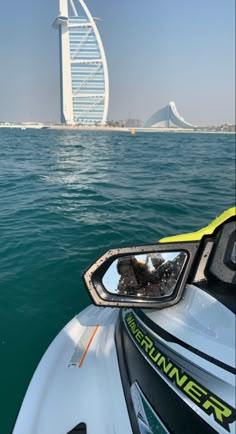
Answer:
[53,0,109,126]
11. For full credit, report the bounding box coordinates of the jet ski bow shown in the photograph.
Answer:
[13,208,236,434]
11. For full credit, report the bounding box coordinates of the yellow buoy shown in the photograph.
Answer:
[130,128,136,135]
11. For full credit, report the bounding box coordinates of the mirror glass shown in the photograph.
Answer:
[102,251,187,298]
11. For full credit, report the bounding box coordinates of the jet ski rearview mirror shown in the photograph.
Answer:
[83,242,199,308]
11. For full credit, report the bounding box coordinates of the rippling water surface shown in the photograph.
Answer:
[0,129,235,432]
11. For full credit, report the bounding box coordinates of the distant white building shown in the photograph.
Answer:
[53,0,109,126]
[145,102,196,129]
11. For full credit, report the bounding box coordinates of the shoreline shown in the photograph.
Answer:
[0,124,235,134]
[47,125,129,132]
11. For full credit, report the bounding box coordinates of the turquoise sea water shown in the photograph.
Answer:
[0,129,235,432]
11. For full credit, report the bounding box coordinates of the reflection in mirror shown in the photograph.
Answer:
[102,251,187,299]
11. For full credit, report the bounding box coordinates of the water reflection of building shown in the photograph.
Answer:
[53,0,109,126]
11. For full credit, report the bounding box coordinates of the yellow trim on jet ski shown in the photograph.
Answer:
[160,207,236,243]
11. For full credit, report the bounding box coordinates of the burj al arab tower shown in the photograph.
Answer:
[53,0,109,126]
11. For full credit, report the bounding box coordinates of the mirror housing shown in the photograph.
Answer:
[83,242,199,308]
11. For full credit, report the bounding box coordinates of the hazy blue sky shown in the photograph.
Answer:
[0,0,235,125]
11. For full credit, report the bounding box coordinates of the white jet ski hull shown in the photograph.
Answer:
[13,306,133,434]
